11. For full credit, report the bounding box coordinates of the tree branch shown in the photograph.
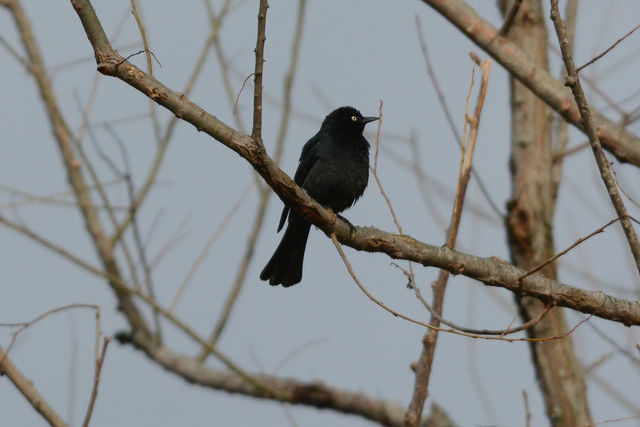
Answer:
[420,0,640,166]
[549,0,640,276]
[130,335,450,427]
[251,0,268,140]
[406,54,491,427]
[0,346,69,427]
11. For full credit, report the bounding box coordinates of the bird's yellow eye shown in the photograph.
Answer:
[351,116,358,121]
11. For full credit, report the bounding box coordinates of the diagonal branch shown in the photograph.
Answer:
[132,335,451,427]
[0,346,70,427]
[420,0,640,166]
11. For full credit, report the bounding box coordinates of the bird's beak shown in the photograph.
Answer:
[361,116,379,124]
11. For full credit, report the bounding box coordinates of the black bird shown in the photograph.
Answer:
[260,106,378,287]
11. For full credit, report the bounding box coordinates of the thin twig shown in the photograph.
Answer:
[404,268,552,336]
[170,181,253,312]
[0,179,125,211]
[251,0,269,140]
[584,415,640,427]
[370,101,403,233]
[394,262,551,336]
[82,337,110,427]
[120,146,162,339]
[415,16,503,218]
[116,49,161,68]
[498,0,524,36]
[0,33,29,68]
[553,140,589,160]
[111,2,230,246]
[576,23,640,73]
[519,215,628,282]
[611,165,640,208]
[272,338,327,375]
[331,234,591,343]
[522,390,532,427]
[551,0,577,201]
[129,0,152,75]
[0,304,100,366]
[82,128,142,290]
[405,54,491,427]
[585,321,640,367]
[149,214,190,269]
[234,73,255,113]
[373,101,383,172]
[550,0,640,276]
[0,345,70,427]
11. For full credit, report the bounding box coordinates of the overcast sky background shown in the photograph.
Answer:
[1,1,640,426]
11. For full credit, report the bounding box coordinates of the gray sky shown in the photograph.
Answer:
[1,1,640,426]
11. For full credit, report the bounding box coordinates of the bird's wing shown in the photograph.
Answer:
[294,131,321,185]
[276,132,321,232]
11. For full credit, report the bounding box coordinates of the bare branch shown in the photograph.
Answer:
[405,54,491,427]
[550,0,640,276]
[370,101,403,233]
[170,181,253,312]
[251,0,268,140]
[411,278,552,336]
[415,16,503,217]
[129,0,152,76]
[499,0,523,36]
[576,23,640,73]
[518,216,628,282]
[111,1,231,246]
[132,336,447,427]
[421,0,640,166]
[332,235,581,343]
[0,346,70,427]
[82,337,110,427]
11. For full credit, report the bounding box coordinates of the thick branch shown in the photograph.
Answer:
[68,0,640,327]
[132,336,451,427]
[421,0,640,166]
[0,346,69,427]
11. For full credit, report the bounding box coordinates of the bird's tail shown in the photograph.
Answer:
[260,215,311,287]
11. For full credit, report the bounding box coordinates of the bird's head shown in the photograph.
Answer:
[322,106,379,136]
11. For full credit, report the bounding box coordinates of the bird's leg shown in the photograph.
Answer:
[336,213,357,235]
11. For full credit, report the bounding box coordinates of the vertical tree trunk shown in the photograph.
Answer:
[499,0,592,425]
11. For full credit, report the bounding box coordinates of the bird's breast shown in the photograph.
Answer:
[303,145,369,213]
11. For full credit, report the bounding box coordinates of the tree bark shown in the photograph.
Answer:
[500,1,592,425]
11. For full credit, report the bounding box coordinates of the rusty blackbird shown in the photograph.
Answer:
[260,106,378,287]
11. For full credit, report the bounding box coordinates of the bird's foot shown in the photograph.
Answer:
[336,213,357,235]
